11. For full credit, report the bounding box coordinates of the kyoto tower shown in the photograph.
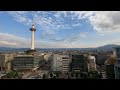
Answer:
[26,22,36,55]
[30,22,36,50]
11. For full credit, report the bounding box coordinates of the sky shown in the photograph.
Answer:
[0,11,120,48]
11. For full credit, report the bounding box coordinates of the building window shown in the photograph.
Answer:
[118,60,120,64]
[62,57,69,59]
[119,75,120,79]
[117,49,120,58]
[90,59,94,63]
[118,67,120,73]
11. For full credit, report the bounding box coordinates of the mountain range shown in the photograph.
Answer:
[0,44,120,52]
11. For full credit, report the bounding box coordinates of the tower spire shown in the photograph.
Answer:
[32,20,35,29]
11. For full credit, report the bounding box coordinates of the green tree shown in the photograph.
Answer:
[6,70,19,79]
[50,73,53,78]
[42,74,46,79]
[88,71,102,79]
[76,73,78,78]
[56,73,59,77]
[53,76,56,79]
[71,73,73,77]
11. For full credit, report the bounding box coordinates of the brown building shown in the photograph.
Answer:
[105,57,116,79]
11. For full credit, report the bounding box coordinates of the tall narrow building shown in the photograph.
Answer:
[30,22,36,50]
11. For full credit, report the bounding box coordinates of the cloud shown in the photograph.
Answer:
[79,32,87,38]
[70,11,120,33]
[0,32,120,48]
[6,11,73,36]
[7,11,32,28]
[6,11,85,37]
[88,11,119,32]
[0,32,88,48]
[72,23,81,27]
[0,33,30,48]
[1,11,120,48]
[0,41,17,46]
[100,34,105,36]
[47,32,87,44]
[7,11,120,34]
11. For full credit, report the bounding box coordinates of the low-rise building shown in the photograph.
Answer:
[12,55,40,71]
[88,55,97,72]
[0,54,14,71]
[43,53,52,61]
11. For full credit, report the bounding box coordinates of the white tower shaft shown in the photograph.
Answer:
[31,31,35,50]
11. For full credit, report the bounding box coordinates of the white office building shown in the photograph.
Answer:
[51,54,70,73]
[88,55,97,71]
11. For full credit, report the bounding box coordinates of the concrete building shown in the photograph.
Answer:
[0,54,14,71]
[39,54,51,71]
[61,55,70,73]
[12,55,40,71]
[114,47,120,79]
[43,53,52,61]
[88,55,97,72]
[52,54,62,72]
[105,57,115,79]
[51,54,70,73]
[70,54,85,72]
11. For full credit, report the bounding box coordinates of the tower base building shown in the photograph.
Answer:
[25,50,36,55]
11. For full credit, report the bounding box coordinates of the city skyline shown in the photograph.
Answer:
[0,11,120,48]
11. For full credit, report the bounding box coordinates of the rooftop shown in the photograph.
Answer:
[15,55,34,57]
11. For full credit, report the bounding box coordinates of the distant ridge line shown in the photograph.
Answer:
[0,44,120,52]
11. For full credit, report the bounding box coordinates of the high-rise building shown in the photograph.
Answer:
[61,55,70,73]
[51,54,70,73]
[114,47,120,79]
[51,54,62,72]
[70,54,85,72]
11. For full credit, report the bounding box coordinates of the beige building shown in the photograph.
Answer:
[87,55,97,72]
[43,53,52,61]
[0,54,14,71]
[52,54,70,73]
[61,55,70,73]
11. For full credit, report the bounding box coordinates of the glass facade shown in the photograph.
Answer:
[71,55,84,71]
[12,56,40,70]
[116,48,120,58]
